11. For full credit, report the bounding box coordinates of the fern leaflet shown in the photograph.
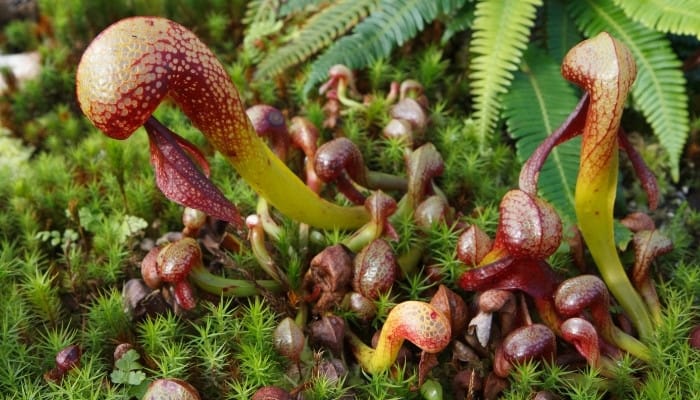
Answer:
[304,0,463,95]
[614,0,700,39]
[569,0,689,181]
[279,0,327,17]
[544,0,583,62]
[255,0,378,80]
[441,3,475,45]
[243,0,283,61]
[468,0,542,145]
[503,48,581,222]
[244,0,278,25]
[437,0,469,14]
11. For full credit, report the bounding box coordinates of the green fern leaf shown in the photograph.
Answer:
[279,0,327,16]
[545,0,583,62]
[255,0,378,80]
[243,0,283,62]
[568,0,690,181]
[441,3,475,45]
[468,0,543,144]
[503,48,581,222]
[244,0,279,25]
[304,0,461,95]
[614,0,700,39]
[437,0,468,14]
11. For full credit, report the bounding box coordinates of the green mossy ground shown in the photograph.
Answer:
[1,1,699,399]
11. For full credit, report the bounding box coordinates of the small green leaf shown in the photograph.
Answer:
[112,349,146,386]
[127,370,146,385]
[78,206,102,233]
[110,370,128,384]
[615,220,634,251]
[114,349,143,371]
[117,215,148,244]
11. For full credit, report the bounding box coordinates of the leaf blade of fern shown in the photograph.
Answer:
[545,0,583,62]
[244,0,279,25]
[468,0,543,145]
[568,0,690,181]
[503,48,581,222]
[243,0,284,62]
[613,0,700,39]
[279,0,327,17]
[254,0,378,80]
[303,0,462,95]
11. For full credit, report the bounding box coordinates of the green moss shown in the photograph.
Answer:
[2,20,38,52]
[0,2,698,397]
[83,290,132,356]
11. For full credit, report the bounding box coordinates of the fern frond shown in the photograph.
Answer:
[544,0,583,62]
[255,0,378,81]
[279,0,327,17]
[243,0,283,62]
[468,0,543,144]
[503,48,581,222]
[437,0,468,14]
[304,0,463,95]
[568,0,690,181]
[243,0,279,25]
[614,0,700,39]
[441,3,475,45]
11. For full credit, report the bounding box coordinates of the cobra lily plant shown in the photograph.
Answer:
[76,17,370,231]
[519,32,660,339]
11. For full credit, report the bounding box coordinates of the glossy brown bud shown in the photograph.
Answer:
[289,117,322,192]
[308,315,346,357]
[406,143,444,209]
[273,317,305,362]
[493,324,556,378]
[319,64,358,96]
[554,275,609,319]
[620,212,655,232]
[246,104,290,161]
[353,239,398,299]
[497,190,562,259]
[314,137,368,204]
[533,391,560,400]
[56,345,81,373]
[456,225,493,266]
[346,291,377,321]
[314,358,348,385]
[252,386,293,400]
[141,246,163,289]
[182,207,207,237]
[289,117,319,157]
[157,238,202,283]
[173,279,197,310]
[555,275,651,361]
[143,379,201,400]
[560,317,600,368]
[113,343,134,363]
[631,229,672,287]
[383,118,414,147]
[415,195,452,228]
[390,98,427,134]
[430,285,469,337]
[690,325,700,350]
